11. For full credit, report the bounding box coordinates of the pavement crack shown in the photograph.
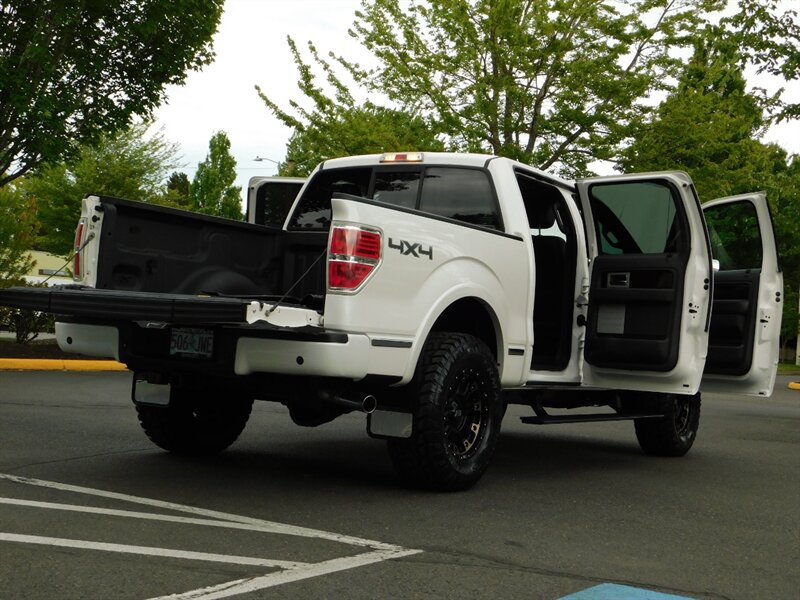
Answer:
[3,447,155,472]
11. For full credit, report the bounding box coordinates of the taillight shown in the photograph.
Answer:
[328,225,382,292]
[73,219,86,280]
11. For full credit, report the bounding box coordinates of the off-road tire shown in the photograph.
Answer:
[387,332,503,491]
[633,392,701,457]
[135,386,253,455]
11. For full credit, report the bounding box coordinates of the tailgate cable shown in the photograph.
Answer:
[39,233,96,286]
[264,249,327,317]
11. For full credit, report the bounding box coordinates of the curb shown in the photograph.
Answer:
[0,359,128,372]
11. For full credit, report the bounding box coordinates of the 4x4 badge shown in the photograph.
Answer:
[388,238,433,260]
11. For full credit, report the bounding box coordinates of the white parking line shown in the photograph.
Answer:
[0,473,401,550]
[0,473,422,600]
[0,533,308,569]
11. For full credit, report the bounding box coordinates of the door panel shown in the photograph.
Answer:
[705,271,759,375]
[577,173,712,394]
[701,193,782,396]
[585,254,683,371]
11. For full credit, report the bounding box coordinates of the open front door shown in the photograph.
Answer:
[576,172,712,394]
[701,193,783,396]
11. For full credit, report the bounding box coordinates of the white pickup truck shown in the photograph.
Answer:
[0,152,783,490]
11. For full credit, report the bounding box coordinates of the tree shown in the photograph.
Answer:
[258,38,444,176]
[720,0,800,122]
[189,132,243,220]
[262,1,798,178]
[24,123,181,255]
[0,0,223,188]
[328,0,729,176]
[279,104,445,176]
[162,171,191,208]
[0,181,36,287]
[621,33,800,347]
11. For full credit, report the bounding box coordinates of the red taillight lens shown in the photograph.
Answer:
[329,227,381,260]
[328,261,374,289]
[73,220,85,279]
[328,225,382,291]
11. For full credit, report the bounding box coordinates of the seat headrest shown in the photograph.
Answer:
[528,203,557,229]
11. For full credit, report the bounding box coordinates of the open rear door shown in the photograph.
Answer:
[701,193,783,396]
[576,172,712,394]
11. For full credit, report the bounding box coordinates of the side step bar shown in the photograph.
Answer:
[520,411,665,425]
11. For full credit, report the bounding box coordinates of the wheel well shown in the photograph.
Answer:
[430,298,499,359]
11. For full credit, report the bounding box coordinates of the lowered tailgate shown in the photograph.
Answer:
[0,286,253,324]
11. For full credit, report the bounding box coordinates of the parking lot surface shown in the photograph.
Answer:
[1,371,798,599]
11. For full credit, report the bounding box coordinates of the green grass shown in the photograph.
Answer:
[778,362,800,375]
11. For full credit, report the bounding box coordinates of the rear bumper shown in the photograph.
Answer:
[56,320,410,382]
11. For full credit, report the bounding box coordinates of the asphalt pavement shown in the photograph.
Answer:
[1,371,798,599]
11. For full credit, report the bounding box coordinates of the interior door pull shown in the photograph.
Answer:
[608,272,630,287]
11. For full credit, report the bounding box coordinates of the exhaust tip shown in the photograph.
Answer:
[362,395,377,414]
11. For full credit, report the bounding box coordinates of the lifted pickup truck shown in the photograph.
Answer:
[0,152,782,490]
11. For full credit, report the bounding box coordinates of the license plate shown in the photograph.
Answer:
[170,328,214,358]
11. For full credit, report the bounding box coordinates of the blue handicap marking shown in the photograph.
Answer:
[559,583,694,600]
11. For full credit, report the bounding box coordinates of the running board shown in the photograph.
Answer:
[520,412,664,425]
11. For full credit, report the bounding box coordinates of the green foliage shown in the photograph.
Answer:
[166,172,191,207]
[335,0,728,176]
[257,38,444,176]
[719,0,800,122]
[0,0,223,188]
[23,123,181,255]
[189,132,243,220]
[0,283,55,344]
[621,34,800,344]
[279,103,445,176]
[0,181,36,287]
[262,1,798,177]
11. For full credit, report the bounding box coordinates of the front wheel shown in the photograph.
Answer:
[633,392,701,457]
[135,385,253,455]
[387,332,503,491]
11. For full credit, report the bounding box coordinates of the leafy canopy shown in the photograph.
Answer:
[337,0,728,176]
[262,0,798,177]
[257,38,444,176]
[23,123,181,255]
[189,132,243,220]
[0,0,223,187]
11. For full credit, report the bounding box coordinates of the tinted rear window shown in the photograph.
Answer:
[288,165,500,231]
[419,168,499,229]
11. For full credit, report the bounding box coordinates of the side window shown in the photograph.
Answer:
[419,168,500,229]
[373,171,420,209]
[589,181,682,254]
[704,201,762,270]
[288,168,372,230]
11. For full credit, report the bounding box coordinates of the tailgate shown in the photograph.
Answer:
[0,286,253,324]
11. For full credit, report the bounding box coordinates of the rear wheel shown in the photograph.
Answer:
[633,392,701,457]
[135,385,253,455]
[387,332,503,491]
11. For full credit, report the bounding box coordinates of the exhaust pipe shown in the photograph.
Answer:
[320,391,377,414]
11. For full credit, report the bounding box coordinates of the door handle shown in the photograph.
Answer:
[607,272,630,287]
